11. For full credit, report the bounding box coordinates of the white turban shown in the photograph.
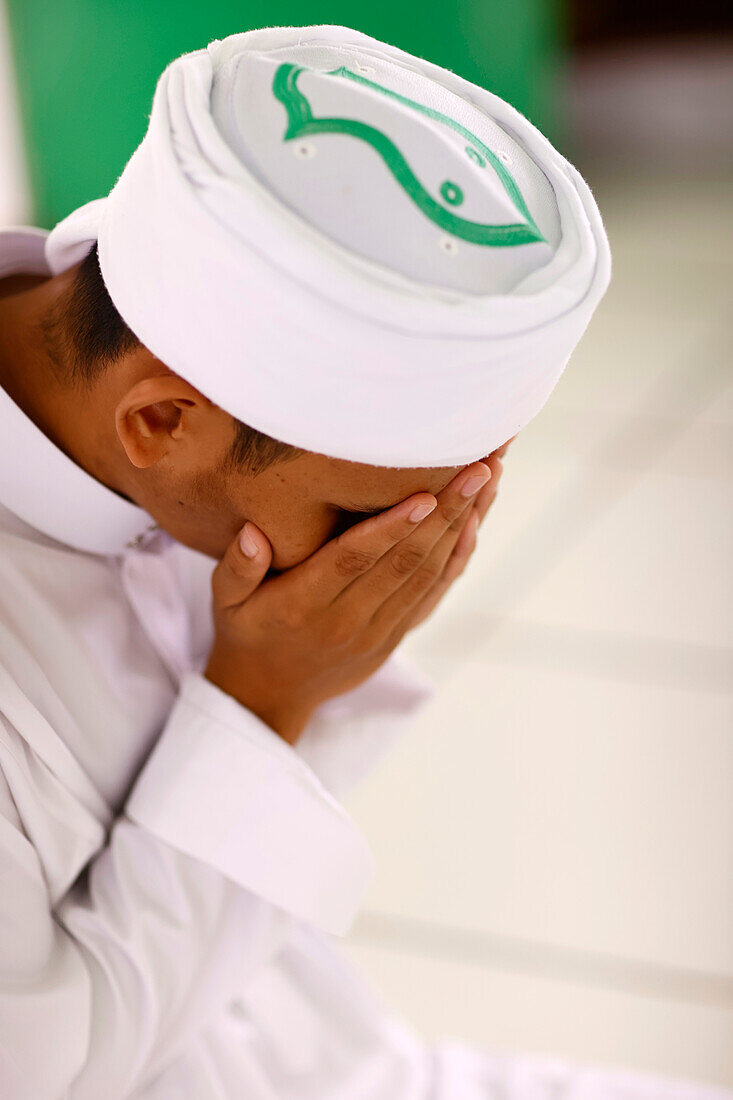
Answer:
[45,24,611,468]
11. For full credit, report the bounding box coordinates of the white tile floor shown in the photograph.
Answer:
[342,169,733,1089]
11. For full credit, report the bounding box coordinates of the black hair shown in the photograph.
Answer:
[44,242,305,477]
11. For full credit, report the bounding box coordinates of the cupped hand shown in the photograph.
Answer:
[204,443,510,742]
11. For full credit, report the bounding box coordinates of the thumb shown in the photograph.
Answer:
[212,521,273,612]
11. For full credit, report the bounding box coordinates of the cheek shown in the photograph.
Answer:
[267,510,341,572]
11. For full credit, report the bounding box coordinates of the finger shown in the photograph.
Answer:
[475,480,497,525]
[294,491,439,606]
[211,521,273,612]
[404,453,500,631]
[401,507,479,632]
[475,455,502,526]
[400,449,505,633]
[366,496,477,640]
[332,461,490,619]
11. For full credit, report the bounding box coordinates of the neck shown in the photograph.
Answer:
[0,271,135,503]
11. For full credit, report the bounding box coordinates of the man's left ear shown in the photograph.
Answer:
[115,374,202,469]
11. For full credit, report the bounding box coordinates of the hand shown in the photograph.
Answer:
[203,460,493,743]
[400,441,509,631]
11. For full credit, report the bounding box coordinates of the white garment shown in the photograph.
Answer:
[0,231,724,1100]
[44,24,611,468]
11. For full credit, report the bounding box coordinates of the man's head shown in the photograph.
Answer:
[36,26,608,565]
[43,26,609,480]
[37,245,470,567]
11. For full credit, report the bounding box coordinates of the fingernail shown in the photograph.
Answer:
[461,471,490,497]
[409,501,437,523]
[239,523,258,557]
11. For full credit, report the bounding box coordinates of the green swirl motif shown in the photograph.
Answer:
[272,62,545,248]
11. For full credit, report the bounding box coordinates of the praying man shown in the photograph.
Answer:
[2,20,712,1100]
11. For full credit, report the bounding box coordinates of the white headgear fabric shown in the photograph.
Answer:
[45,24,611,468]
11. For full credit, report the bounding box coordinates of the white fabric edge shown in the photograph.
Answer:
[125,671,375,936]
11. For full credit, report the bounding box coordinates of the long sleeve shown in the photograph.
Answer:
[157,536,437,804]
[0,672,373,1100]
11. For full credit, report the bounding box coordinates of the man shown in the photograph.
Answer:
[2,20,716,1100]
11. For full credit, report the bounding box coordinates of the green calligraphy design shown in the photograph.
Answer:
[272,62,545,248]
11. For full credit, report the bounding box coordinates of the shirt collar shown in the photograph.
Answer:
[0,226,158,555]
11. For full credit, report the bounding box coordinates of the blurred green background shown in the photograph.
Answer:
[5,0,562,227]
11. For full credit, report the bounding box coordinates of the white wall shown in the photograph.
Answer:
[0,0,32,225]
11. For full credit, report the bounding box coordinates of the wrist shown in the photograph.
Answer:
[203,660,312,745]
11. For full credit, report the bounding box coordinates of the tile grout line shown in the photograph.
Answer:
[417,617,733,697]
[350,910,733,1011]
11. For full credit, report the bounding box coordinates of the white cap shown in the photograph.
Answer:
[46,24,611,468]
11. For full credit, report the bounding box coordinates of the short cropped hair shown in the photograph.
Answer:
[45,243,305,477]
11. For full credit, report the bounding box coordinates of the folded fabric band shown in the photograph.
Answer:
[45,24,611,468]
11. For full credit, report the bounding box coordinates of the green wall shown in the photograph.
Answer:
[6,0,562,227]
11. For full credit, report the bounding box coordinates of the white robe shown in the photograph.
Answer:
[0,227,726,1100]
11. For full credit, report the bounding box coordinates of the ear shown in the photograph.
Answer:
[115,374,206,470]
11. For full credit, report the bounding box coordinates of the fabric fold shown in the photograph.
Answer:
[125,672,375,936]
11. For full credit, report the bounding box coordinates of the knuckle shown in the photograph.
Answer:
[333,544,375,578]
[437,500,455,525]
[405,558,440,594]
[272,601,305,632]
[220,548,251,583]
[449,508,470,532]
[417,558,442,586]
[389,545,425,578]
[350,630,374,657]
[323,612,357,648]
